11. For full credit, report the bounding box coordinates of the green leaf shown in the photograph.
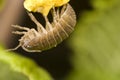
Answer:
[67,0,120,80]
[0,61,28,80]
[91,0,120,10]
[0,47,52,80]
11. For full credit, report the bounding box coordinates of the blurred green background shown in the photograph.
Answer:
[1,0,120,80]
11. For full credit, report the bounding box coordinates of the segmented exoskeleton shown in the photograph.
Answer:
[9,3,76,52]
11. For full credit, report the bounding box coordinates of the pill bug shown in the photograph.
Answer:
[8,3,76,52]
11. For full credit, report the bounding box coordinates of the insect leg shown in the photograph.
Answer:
[12,31,26,35]
[51,7,60,24]
[56,7,60,20]
[44,16,57,46]
[12,25,30,31]
[52,7,57,23]
[27,13,47,34]
[22,46,42,52]
[30,29,39,36]
[44,16,53,30]
[60,4,67,16]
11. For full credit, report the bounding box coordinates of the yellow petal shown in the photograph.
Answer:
[54,0,70,6]
[24,0,70,16]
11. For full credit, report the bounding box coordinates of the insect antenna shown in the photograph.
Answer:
[6,43,21,52]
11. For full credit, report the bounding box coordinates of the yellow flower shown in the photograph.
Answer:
[24,0,70,16]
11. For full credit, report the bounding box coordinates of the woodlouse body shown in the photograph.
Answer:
[9,3,76,52]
